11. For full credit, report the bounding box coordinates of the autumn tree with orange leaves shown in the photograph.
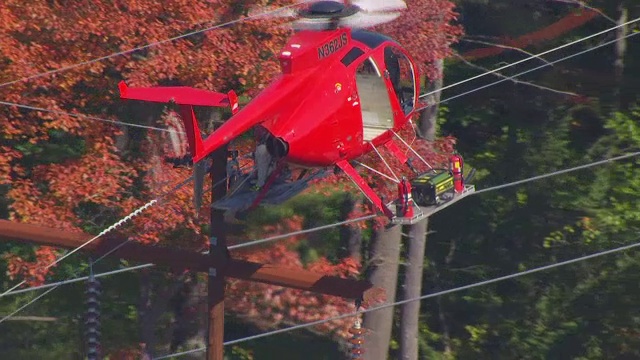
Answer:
[0,0,462,358]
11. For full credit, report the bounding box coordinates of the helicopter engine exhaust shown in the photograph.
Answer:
[265,134,289,159]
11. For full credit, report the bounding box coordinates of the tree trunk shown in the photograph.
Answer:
[169,274,204,352]
[437,237,457,356]
[339,193,363,262]
[138,271,157,359]
[613,3,628,110]
[138,271,188,358]
[417,59,444,141]
[363,223,402,360]
[399,218,429,360]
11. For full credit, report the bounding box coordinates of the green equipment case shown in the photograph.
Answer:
[410,169,454,206]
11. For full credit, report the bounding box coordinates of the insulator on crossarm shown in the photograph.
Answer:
[85,271,101,360]
[348,318,365,360]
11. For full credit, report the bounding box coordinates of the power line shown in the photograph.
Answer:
[155,347,204,360]
[473,152,640,195]
[228,214,377,250]
[0,264,153,297]
[0,3,307,90]
[0,169,239,322]
[3,150,637,334]
[1,139,626,339]
[417,29,640,111]
[8,149,633,300]
[0,160,244,301]
[0,3,310,134]
[1,11,630,140]
[0,173,194,299]
[6,29,640,302]
[8,25,609,291]
[0,283,61,324]
[418,15,640,100]
[5,21,635,142]
[4,10,638,334]
[228,151,640,249]
[154,236,640,359]
[78,164,248,265]
[0,198,158,297]
[0,215,371,300]
[0,100,180,134]
[2,15,634,138]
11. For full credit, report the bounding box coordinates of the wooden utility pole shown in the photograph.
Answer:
[208,144,228,360]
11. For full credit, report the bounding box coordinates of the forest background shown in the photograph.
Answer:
[1,0,640,359]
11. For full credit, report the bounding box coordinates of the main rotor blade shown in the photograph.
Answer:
[291,10,402,30]
[247,5,299,19]
[339,11,402,28]
[351,0,407,12]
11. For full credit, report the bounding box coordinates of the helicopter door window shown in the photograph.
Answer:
[355,57,394,141]
[384,47,416,115]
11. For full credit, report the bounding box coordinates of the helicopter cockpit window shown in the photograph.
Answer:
[384,47,416,115]
[341,47,365,66]
[355,57,394,141]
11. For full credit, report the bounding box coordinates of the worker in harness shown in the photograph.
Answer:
[252,127,277,191]
[449,151,464,193]
[396,176,414,218]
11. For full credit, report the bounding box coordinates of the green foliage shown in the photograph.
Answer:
[245,187,351,264]
[430,96,640,360]
[227,345,254,360]
[431,3,640,354]
[0,261,143,359]
[14,129,86,168]
[74,201,123,235]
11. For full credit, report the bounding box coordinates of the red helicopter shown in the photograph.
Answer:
[118,0,473,223]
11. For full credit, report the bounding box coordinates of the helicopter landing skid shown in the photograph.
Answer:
[211,169,328,214]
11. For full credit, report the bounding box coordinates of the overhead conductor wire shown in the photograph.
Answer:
[1,264,154,297]
[0,169,246,325]
[0,175,198,323]
[0,158,255,326]
[221,151,640,248]
[154,20,640,359]
[418,15,640,100]
[4,18,640,299]
[228,25,640,248]
[4,150,639,300]
[0,0,308,315]
[417,29,640,111]
[3,2,638,337]
[0,2,308,90]
[1,14,638,133]
[0,2,310,132]
[154,236,640,359]
[0,100,181,134]
[0,193,164,297]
